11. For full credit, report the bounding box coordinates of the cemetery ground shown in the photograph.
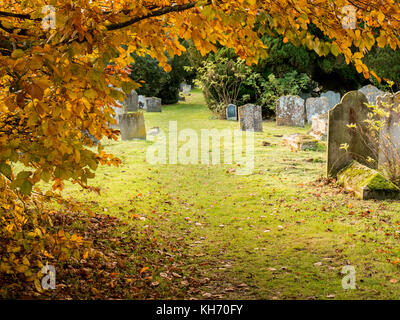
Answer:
[16,89,400,300]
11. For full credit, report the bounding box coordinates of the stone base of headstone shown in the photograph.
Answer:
[238,104,263,132]
[283,133,318,151]
[276,95,305,127]
[309,114,328,141]
[119,112,146,140]
[145,97,162,112]
[305,97,330,124]
[337,161,400,200]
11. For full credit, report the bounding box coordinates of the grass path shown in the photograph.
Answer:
[62,89,400,300]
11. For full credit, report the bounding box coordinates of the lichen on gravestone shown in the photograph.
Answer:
[337,161,400,200]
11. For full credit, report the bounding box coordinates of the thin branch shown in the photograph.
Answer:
[106,1,210,31]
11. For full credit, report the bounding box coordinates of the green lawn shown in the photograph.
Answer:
[62,89,400,300]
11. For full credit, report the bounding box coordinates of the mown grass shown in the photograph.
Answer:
[60,88,400,300]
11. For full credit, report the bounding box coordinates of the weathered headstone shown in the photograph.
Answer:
[123,90,139,112]
[358,85,384,105]
[327,91,378,177]
[145,97,162,112]
[376,92,400,166]
[283,133,318,151]
[305,96,330,124]
[321,91,341,109]
[138,95,147,110]
[119,112,146,140]
[276,96,305,127]
[238,104,263,132]
[226,104,238,121]
[309,113,328,141]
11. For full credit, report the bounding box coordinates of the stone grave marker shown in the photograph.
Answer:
[327,91,378,177]
[276,95,305,127]
[305,96,330,124]
[182,84,192,95]
[338,161,400,200]
[226,104,238,121]
[145,97,162,112]
[376,92,400,166]
[321,91,341,109]
[359,85,384,105]
[238,104,263,132]
[119,112,146,140]
[123,90,139,112]
[309,113,328,141]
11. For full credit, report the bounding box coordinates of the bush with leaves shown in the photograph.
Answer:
[195,48,252,118]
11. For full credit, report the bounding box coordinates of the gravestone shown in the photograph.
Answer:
[327,91,378,177]
[182,84,192,95]
[305,97,330,124]
[138,95,147,110]
[359,85,384,105]
[376,92,400,166]
[119,112,146,140]
[145,97,162,112]
[238,104,263,132]
[226,104,238,121]
[123,90,139,112]
[309,113,328,141]
[276,95,305,127]
[338,161,400,200]
[321,91,341,109]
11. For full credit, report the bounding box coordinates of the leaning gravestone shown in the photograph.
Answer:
[305,97,330,124]
[238,104,263,132]
[276,96,305,127]
[327,91,378,177]
[145,97,162,112]
[123,90,139,112]
[376,92,400,166]
[226,104,238,121]
[119,112,146,140]
[358,85,384,105]
[321,91,341,109]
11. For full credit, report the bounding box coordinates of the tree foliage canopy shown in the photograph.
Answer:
[1,0,400,288]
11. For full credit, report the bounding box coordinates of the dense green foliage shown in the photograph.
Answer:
[129,51,195,105]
